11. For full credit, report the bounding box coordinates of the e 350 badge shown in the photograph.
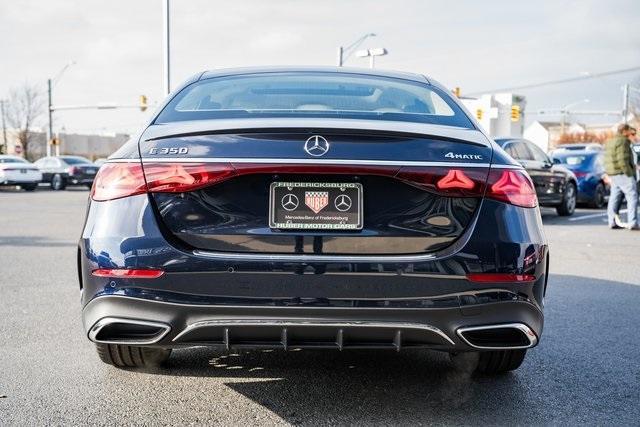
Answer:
[149,147,189,155]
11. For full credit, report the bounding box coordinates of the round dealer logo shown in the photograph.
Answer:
[334,194,352,212]
[281,193,299,211]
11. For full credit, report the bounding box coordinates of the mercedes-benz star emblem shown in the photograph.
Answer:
[304,135,330,157]
[281,193,299,211]
[334,194,352,212]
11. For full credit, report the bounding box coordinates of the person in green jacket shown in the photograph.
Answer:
[605,124,638,229]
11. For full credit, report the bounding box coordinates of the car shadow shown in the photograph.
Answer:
[136,274,640,424]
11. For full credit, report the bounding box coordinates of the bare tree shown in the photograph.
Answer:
[5,83,44,161]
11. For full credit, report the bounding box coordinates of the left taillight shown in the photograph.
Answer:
[91,162,237,201]
[91,163,147,201]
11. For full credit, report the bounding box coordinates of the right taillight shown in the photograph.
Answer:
[486,169,537,208]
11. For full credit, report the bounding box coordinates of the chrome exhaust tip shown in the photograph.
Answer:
[457,323,538,350]
[88,317,171,345]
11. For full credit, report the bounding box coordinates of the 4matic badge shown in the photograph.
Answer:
[444,152,483,160]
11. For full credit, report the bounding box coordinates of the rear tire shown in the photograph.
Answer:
[589,182,606,209]
[450,349,527,375]
[21,183,37,191]
[556,182,576,216]
[51,174,66,191]
[95,343,171,369]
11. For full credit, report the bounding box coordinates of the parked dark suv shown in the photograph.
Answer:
[79,67,548,375]
[34,156,99,190]
[495,138,578,216]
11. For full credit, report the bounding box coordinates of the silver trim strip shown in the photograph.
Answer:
[172,319,455,345]
[456,323,538,350]
[107,157,522,169]
[88,317,172,345]
[192,249,438,263]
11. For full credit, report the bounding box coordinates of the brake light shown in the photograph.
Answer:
[486,169,537,208]
[573,171,587,178]
[144,163,235,192]
[91,163,147,201]
[396,166,487,197]
[92,268,164,279]
[436,169,475,190]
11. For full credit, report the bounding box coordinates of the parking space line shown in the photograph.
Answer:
[569,209,627,222]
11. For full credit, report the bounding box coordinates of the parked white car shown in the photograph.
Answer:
[0,155,43,191]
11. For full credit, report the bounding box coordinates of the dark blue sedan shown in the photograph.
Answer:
[78,67,548,375]
[552,150,608,208]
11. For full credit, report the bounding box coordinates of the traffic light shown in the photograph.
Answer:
[511,105,521,122]
[476,108,483,120]
[140,95,148,112]
[453,87,461,97]
[50,138,59,146]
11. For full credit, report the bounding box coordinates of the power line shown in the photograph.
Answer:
[465,66,640,96]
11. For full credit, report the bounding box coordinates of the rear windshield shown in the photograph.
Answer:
[60,157,91,165]
[555,155,593,167]
[0,157,27,163]
[155,72,474,129]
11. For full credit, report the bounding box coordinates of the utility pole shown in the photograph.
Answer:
[0,99,7,154]
[622,83,630,124]
[162,0,171,96]
[47,78,53,157]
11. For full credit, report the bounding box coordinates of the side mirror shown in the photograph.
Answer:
[552,158,561,165]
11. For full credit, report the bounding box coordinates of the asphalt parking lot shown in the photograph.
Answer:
[1,187,639,425]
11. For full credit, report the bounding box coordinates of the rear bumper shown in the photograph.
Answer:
[68,177,94,185]
[1,177,41,184]
[82,295,543,352]
[79,194,548,352]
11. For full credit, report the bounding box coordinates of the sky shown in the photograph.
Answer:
[1,0,639,135]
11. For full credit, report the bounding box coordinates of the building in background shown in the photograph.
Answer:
[524,121,616,152]
[461,93,526,139]
[524,121,585,152]
[4,130,129,160]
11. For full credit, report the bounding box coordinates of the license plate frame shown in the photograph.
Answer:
[269,182,363,230]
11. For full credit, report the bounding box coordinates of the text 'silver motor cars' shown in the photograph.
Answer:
[79,67,548,374]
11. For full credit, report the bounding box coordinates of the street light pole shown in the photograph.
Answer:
[337,33,376,67]
[560,99,589,134]
[162,0,171,96]
[46,61,75,157]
